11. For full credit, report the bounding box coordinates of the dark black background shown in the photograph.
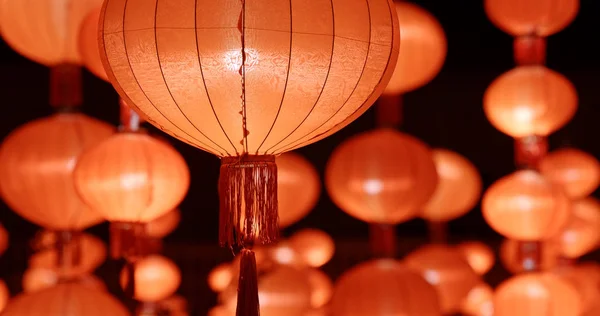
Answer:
[1,0,600,313]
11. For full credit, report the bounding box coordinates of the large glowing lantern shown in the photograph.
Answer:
[493,272,582,316]
[404,244,480,314]
[539,148,600,200]
[421,149,482,222]
[483,66,577,138]
[330,259,441,316]
[484,0,579,37]
[0,113,113,230]
[383,1,446,95]
[120,255,181,302]
[550,197,600,258]
[2,283,129,316]
[277,153,320,228]
[482,170,570,240]
[0,0,102,66]
[326,128,438,224]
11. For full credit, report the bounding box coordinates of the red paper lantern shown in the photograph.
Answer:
[120,255,181,302]
[484,0,579,37]
[539,148,600,200]
[277,153,320,228]
[288,229,335,268]
[384,1,447,95]
[0,113,113,230]
[326,128,438,224]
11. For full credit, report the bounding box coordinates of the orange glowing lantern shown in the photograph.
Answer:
[2,283,129,316]
[307,268,333,308]
[460,283,494,316]
[78,7,108,81]
[0,223,7,256]
[0,279,8,313]
[493,272,582,316]
[120,255,181,302]
[0,113,113,230]
[326,128,438,224]
[404,244,480,314]
[422,149,482,222]
[457,241,495,276]
[331,259,441,316]
[146,209,182,239]
[482,170,570,240]
[0,0,102,66]
[550,197,600,258]
[384,1,447,95]
[29,233,106,276]
[288,229,335,268]
[208,263,234,293]
[484,0,579,37]
[539,148,600,199]
[22,268,106,293]
[499,239,559,274]
[483,66,578,138]
[220,264,312,316]
[277,153,321,228]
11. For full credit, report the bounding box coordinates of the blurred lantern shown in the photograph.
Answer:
[483,66,577,138]
[404,244,480,314]
[23,268,106,293]
[549,197,600,258]
[555,263,600,314]
[383,1,447,95]
[120,255,181,302]
[277,152,321,229]
[78,7,108,81]
[539,148,600,199]
[0,223,7,256]
[288,229,335,268]
[146,209,182,239]
[499,239,559,274]
[326,128,437,224]
[99,1,399,312]
[421,149,482,222]
[493,272,582,316]
[74,103,189,259]
[456,241,495,276]
[208,263,234,293]
[484,0,579,37]
[330,259,441,316]
[482,170,570,240]
[29,233,106,277]
[2,283,129,316]
[267,241,306,268]
[0,113,112,231]
[220,262,312,316]
[307,268,333,309]
[0,0,102,66]
[0,279,8,313]
[460,283,494,316]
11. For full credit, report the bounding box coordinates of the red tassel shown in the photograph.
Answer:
[236,249,260,316]
[218,155,279,248]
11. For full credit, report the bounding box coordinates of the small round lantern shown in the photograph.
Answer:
[208,263,233,293]
[277,153,320,228]
[483,66,577,138]
[326,128,438,224]
[550,197,600,258]
[457,241,495,276]
[421,149,482,222]
[484,0,579,37]
[482,170,570,240]
[307,268,333,309]
[331,259,441,316]
[0,113,113,231]
[288,229,335,268]
[2,283,129,316]
[120,255,181,302]
[539,148,600,200]
[460,283,494,316]
[493,272,582,316]
[384,1,447,95]
[404,244,481,314]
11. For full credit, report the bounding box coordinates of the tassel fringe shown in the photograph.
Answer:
[236,249,260,316]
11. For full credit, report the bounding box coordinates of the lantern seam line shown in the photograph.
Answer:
[240,0,249,153]
[107,0,223,157]
[192,0,239,156]
[151,0,229,157]
[255,0,294,154]
[281,0,397,153]
[272,0,375,154]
